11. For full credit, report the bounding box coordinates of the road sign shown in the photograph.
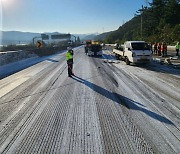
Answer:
[36,41,42,48]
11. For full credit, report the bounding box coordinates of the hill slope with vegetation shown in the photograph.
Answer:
[102,0,180,44]
[94,31,113,41]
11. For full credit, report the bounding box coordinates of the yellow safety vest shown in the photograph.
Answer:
[176,44,180,50]
[66,51,73,61]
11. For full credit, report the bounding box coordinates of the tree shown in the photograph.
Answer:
[102,0,180,44]
[165,0,180,25]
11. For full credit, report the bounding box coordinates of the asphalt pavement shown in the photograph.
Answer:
[0,46,180,153]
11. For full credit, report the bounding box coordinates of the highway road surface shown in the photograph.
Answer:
[0,46,180,153]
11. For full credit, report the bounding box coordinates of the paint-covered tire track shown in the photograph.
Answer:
[1,47,179,153]
[91,58,154,153]
[99,50,180,153]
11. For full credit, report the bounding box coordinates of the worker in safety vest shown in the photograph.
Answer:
[161,42,167,57]
[153,43,157,55]
[161,43,164,57]
[176,42,180,56]
[66,47,74,77]
[149,42,152,52]
[164,43,167,57]
[157,43,161,56]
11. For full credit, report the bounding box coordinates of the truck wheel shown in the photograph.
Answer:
[115,54,121,60]
[115,54,118,59]
[125,57,130,65]
[119,55,123,60]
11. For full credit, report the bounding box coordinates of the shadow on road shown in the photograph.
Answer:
[135,63,180,76]
[72,75,174,125]
[102,53,116,60]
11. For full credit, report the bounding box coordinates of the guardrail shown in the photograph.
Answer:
[105,44,176,51]
[105,44,115,46]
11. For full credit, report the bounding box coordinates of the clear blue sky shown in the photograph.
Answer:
[0,0,151,34]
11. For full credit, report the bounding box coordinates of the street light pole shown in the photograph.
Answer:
[71,35,76,43]
[141,13,143,40]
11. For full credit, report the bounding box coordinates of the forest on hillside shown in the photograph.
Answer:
[103,0,180,45]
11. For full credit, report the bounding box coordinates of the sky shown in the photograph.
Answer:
[0,0,152,34]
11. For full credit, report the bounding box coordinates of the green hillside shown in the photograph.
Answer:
[94,31,113,41]
[103,0,180,44]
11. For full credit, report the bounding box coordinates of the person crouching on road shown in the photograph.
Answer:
[66,48,74,77]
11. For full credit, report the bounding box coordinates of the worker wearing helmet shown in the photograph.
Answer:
[154,43,158,55]
[66,48,74,77]
[176,42,180,56]
[157,43,161,56]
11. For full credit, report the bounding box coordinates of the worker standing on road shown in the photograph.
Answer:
[161,42,167,57]
[149,42,153,53]
[66,47,74,77]
[157,43,161,56]
[161,42,165,57]
[85,46,88,55]
[176,42,180,56]
[164,43,167,57]
[154,43,157,55]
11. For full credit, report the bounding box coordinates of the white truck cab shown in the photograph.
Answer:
[124,41,152,64]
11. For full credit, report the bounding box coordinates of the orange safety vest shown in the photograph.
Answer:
[161,44,164,51]
[158,44,161,50]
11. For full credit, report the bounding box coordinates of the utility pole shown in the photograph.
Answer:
[136,5,144,40]
[0,0,3,46]
[141,12,143,40]
[140,5,143,40]
[145,0,148,7]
